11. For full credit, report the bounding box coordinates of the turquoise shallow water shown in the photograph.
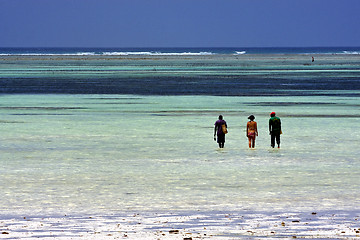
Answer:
[1,93,359,216]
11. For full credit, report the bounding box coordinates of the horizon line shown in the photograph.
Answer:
[1,46,360,49]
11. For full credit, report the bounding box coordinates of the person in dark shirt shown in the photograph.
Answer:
[214,115,227,148]
[269,112,282,148]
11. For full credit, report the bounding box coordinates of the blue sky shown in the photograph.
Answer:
[1,0,359,48]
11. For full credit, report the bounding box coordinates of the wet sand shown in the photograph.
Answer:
[1,210,360,239]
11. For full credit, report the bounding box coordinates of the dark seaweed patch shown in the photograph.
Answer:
[244,102,360,107]
[0,120,26,123]
[244,102,338,106]
[0,107,87,110]
[85,97,144,100]
[283,114,360,118]
[10,114,73,116]
[89,102,151,105]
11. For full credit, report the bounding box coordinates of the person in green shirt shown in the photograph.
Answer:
[269,112,282,148]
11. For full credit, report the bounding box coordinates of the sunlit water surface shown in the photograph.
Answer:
[1,93,359,216]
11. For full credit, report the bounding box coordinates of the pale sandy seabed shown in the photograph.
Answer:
[1,211,360,239]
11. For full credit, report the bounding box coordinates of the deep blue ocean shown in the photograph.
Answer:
[1,47,360,95]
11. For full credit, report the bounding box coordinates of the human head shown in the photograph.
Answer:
[248,115,255,121]
[270,112,276,117]
[218,115,223,120]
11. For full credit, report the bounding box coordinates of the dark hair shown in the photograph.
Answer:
[219,115,223,120]
[248,115,255,120]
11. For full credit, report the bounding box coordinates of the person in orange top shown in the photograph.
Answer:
[246,115,258,148]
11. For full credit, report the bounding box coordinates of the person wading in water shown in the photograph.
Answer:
[214,115,227,148]
[269,112,282,148]
[246,115,258,148]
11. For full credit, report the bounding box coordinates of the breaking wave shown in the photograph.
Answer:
[0,51,215,56]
